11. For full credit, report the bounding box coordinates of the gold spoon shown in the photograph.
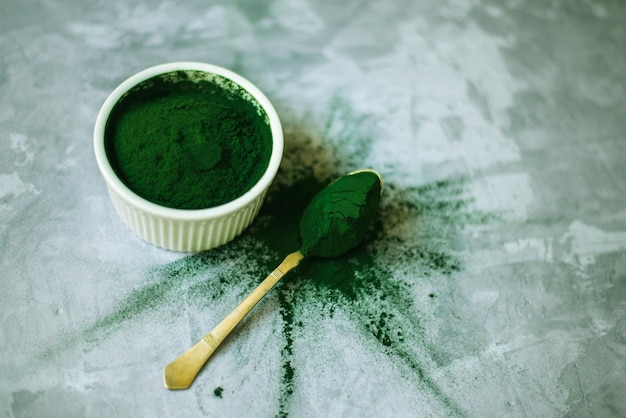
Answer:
[163,169,382,389]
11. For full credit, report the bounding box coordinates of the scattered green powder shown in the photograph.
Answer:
[42,100,502,415]
[40,169,494,416]
[104,70,273,209]
[258,176,471,416]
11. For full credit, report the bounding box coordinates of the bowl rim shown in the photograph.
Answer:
[93,61,283,221]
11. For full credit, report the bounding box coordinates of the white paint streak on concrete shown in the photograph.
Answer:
[0,172,39,199]
[561,221,626,266]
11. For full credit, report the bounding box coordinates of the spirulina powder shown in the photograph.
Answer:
[40,99,500,416]
[104,70,273,209]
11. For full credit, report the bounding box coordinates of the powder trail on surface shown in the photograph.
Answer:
[39,107,499,417]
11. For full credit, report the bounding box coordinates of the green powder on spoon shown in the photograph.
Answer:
[299,170,382,258]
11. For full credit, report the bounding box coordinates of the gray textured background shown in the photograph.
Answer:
[1,0,625,417]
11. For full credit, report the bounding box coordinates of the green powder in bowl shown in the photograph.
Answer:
[104,70,273,210]
[94,62,283,252]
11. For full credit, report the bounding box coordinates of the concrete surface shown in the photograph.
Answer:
[1,0,625,417]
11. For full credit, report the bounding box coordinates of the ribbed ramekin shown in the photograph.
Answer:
[93,62,283,252]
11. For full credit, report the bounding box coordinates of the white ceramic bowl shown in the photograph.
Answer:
[94,62,283,252]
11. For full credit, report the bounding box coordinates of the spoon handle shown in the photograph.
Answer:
[163,250,304,390]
